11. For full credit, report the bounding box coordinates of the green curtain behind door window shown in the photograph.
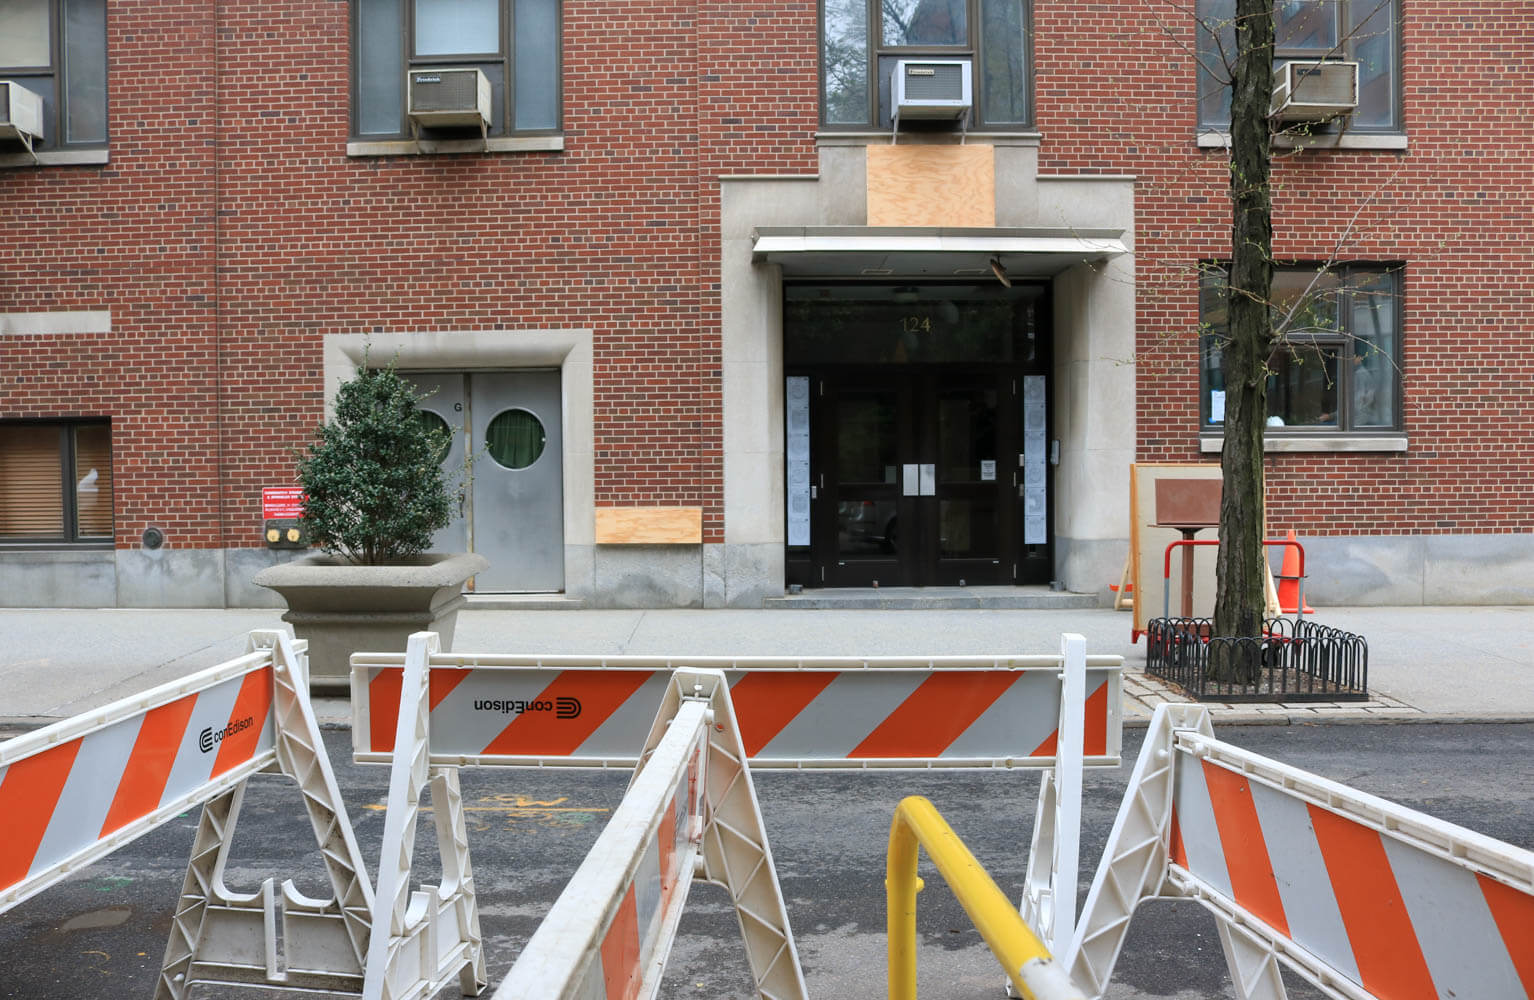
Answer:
[485,409,545,469]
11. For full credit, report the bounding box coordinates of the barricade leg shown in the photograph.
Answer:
[1023,769,1061,951]
[363,631,486,1000]
[431,765,489,997]
[264,629,375,964]
[155,630,377,997]
[155,783,246,1000]
[497,667,805,1000]
[636,668,808,1000]
[1013,633,1088,997]
[1214,914,1288,1000]
[1064,704,1213,998]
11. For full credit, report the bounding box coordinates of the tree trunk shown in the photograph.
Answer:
[1213,0,1274,652]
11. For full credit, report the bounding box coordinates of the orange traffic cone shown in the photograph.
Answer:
[1276,529,1314,615]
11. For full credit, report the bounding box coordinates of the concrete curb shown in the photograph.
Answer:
[1123,712,1534,729]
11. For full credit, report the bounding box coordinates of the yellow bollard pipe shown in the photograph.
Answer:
[887,795,1084,1000]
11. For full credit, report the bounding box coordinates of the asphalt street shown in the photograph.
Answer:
[2,721,1530,999]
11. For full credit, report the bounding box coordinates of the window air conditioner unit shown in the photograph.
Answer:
[1271,60,1358,123]
[892,59,972,121]
[0,80,45,156]
[407,67,491,141]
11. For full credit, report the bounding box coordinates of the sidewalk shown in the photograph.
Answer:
[1,604,1531,729]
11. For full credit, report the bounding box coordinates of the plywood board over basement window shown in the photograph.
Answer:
[866,144,995,228]
[594,507,703,545]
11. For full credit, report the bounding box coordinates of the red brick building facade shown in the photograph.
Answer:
[2,0,1530,608]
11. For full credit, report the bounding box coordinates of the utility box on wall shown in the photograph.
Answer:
[261,488,308,549]
[264,519,308,549]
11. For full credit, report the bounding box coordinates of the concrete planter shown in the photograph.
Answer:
[254,552,488,693]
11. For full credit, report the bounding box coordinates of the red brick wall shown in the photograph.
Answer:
[3,0,1529,556]
[1,0,822,550]
[1034,1,1534,534]
[1,0,222,548]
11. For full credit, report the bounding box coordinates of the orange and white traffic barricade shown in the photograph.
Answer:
[352,633,1124,996]
[0,629,484,1000]
[1067,703,1534,1000]
[351,645,1122,772]
[492,666,789,1000]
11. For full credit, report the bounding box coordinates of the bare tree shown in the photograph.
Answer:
[1212,0,1275,642]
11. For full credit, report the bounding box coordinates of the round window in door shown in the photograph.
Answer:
[414,410,453,464]
[485,408,547,470]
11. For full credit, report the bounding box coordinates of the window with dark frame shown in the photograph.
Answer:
[821,0,1031,129]
[0,0,108,152]
[352,0,560,140]
[1200,265,1402,433]
[0,421,114,543]
[1196,0,1401,133]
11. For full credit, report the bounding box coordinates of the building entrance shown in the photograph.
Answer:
[784,283,1052,589]
[404,370,564,592]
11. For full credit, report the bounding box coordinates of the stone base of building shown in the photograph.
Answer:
[3,535,1531,609]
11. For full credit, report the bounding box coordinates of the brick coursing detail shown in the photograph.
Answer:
[2,0,1529,552]
[1032,1,1534,534]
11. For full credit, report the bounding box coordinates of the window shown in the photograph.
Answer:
[1197,0,1400,133]
[484,408,546,470]
[353,0,560,140]
[0,421,113,543]
[821,0,1031,128]
[0,0,107,152]
[1200,266,1401,433]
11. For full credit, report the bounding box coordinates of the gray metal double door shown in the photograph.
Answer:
[405,370,564,592]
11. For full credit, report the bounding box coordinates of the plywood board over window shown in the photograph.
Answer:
[866,144,995,228]
[594,507,702,545]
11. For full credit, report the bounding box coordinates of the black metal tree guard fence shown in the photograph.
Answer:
[1146,616,1369,703]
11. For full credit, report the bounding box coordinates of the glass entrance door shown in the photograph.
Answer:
[782,281,1052,590]
[931,373,1007,585]
[811,369,1017,588]
[821,377,915,587]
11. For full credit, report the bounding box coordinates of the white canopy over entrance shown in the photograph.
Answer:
[751,226,1129,279]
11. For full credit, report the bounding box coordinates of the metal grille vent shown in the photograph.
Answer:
[1288,62,1355,104]
[409,70,480,113]
[903,63,966,102]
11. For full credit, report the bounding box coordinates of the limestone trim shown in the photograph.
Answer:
[0,311,112,335]
[321,329,596,590]
[346,136,564,157]
[0,149,110,168]
[1199,434,1409,453]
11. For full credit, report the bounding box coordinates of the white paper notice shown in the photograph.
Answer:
[1023,376,1047,544]
[980,460,996,482]
[1209,389,1226,423]
[786,377,811,546]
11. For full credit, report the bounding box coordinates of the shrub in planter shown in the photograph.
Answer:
[299,362,456,564]
[255,361,485,691]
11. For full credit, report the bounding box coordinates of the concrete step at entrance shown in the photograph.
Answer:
[463,593,588,611]
[764,586,1099,610]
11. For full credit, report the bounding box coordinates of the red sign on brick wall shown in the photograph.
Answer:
[261,487,306,521]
